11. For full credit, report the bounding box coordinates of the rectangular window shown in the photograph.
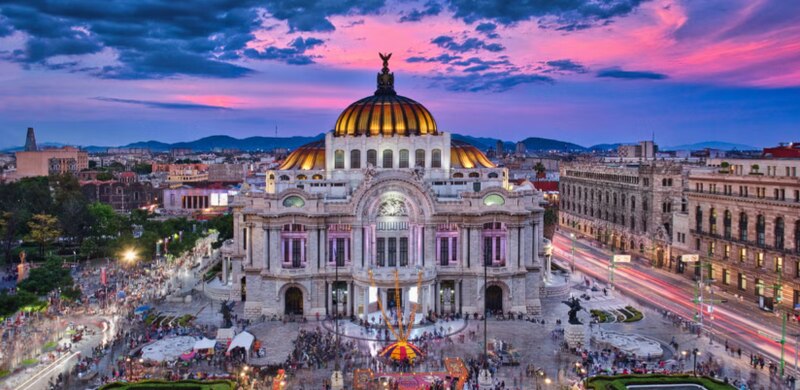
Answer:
[451,237,458,262]
[757,252,764,268]
[722,269,730,285]
[775,256,783,273]
[399,237,408,266]
[738,273,746,290]
[439,238,449,266]
[399,150,409,168]
[377,238,385,266]
[484,237,492,266]
[739,248,747,262]
[495,237,502,261]
[708,241,715,256]
[755,278,763,296]
[335,237,345,266]
[292,238,302,267]
[723,244,730,260]
[388,237,397,266]
[242,228,247,250]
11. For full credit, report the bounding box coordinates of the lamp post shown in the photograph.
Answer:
[570,233,576,272]
[685,348,700,376]
[478,252,492,389]
[331,253,343,390]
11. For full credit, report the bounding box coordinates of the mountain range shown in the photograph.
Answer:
[1,135,758,153]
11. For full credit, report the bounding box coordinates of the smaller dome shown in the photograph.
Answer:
[278,140,325,170]
[451,140,496,169]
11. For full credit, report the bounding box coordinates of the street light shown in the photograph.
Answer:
[123,249,137,264]
[570,233,576,272]
[684,348,701,375]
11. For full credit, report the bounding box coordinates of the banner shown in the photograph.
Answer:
[682,254,700,263]
[101,266,107,286]
[612,254,631,263]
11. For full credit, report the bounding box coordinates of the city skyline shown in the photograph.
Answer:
[1,0,799,149]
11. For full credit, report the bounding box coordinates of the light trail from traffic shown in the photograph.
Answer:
[552,232,797,372]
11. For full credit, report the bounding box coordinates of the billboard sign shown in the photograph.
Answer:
[682,254,700,263]
[612,255,631,263]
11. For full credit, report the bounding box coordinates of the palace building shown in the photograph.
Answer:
[220,55,547,319]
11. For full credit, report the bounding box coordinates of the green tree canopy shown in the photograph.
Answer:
[25,213,61,256]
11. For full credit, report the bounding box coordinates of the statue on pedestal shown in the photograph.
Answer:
[562,296,583,325]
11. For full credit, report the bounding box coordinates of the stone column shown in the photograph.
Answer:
[363,285,370,320]
[269,228,280,271]
[245,226,252,265]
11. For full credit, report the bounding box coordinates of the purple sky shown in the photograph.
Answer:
[0,0,799,149]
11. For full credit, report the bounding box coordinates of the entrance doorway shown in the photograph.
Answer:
[387,288,402,312]
[332,282,347,316]
[285,287,303,315]
[486,285,503,313]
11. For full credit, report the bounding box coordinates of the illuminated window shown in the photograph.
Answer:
[282,196,305,208]
[334,149,344,169]
[483,194,505,206]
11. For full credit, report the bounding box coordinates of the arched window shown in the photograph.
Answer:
[775,217,785,250]
[630,197,635,211]
[311,174,323,180]
[431,149,442,168]
[695,206,703,232]
[756,215,766,246]
[795,221,800,254]
[468,172,480,178]
[382,149,393,168]
[350,149,361,169]
[279,175,290,181]
[334,149,345,169]
[452,172,464,178]
[282,196,305,208]
[488,172,499,178]
[709,208,717,235]
[739,213,748,241]
[367,149,377,167]
[399,149,409,168]
[723,210,732,239]
[415,149,425,167]
[630,216,635,230]
[296,174,307,180]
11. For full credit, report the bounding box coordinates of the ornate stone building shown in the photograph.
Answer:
[559,161,684,268]
[221,56,546,319]
[687,158,800,310]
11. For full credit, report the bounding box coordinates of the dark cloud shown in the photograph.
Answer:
[543,59,587,73]
[450,56,509,67]
[475,22,499,38]
[263,0,386,32]
[243,36,323,65]
[0,0,372,79]
[93,97,232,110]
[406,53,463,64]
[445,0,646,30]
[431,71,553,92]
[431,35,505,52]
[597,68,667,80]
[400,1,443,22]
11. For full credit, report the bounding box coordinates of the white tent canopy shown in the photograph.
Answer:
[193,337,217,351]
[227,331,254,353]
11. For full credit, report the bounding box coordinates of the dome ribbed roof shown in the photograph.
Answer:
[277,140,325,170]
[334,53,438,137]
[451,140,496,169]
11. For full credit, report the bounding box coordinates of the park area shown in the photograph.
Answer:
[586,374,736,389]
[99,379,235,390]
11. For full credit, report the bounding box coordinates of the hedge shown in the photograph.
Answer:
[587,374,735,390]
[99,379,235,390]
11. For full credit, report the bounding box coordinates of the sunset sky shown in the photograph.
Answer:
[0,0,798,149]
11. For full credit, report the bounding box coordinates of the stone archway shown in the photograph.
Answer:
[285,287,303,315]
[486,285,503,313]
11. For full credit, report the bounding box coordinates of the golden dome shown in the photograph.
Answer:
[334,53,438,137]
[451,140,496,169]
[277,140,325,170]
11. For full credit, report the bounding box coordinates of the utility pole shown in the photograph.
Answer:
[692,258,724,344]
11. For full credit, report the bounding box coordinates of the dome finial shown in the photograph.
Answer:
[376,52,396,95]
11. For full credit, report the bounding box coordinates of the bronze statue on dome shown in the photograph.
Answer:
[376,52,395,95]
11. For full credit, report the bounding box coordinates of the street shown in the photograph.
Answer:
[552,230,800,377]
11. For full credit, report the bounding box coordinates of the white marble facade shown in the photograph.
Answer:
[222,59,547,320]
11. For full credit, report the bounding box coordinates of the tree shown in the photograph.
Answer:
[25,214,61,257]
[58,193,91,245]
[543,206,558,240]
[132,163,152,175]
[207,213,233,249]
[96,172,114,181]
[18,257,75,296]
[80,236,99,259]
[88,202,121,241]
[533,162,546,180]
